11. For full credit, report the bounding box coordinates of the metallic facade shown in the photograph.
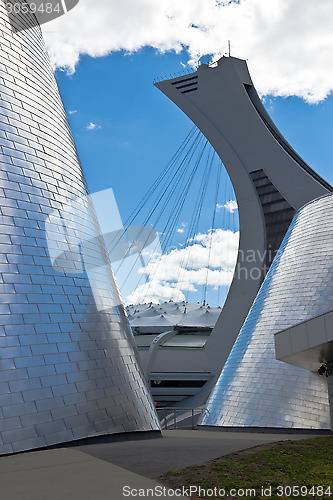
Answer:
[0,2,159,455]
[202,194,333,429]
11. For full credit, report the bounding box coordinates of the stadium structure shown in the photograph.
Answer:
[127,301,221,406]
[0,0,332,457]
[155,56,333,428]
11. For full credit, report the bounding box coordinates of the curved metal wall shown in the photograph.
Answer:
[0,2,159,455]
[202,194,333,429]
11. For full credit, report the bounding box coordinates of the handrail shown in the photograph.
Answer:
[156,407,210,430]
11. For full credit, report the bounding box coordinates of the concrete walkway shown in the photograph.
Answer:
[0,429,326,500]
[0,446,178,500]
[75,429,323,478]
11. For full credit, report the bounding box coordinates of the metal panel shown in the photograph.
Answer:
[202,194,332,429]
[0,1,159,455]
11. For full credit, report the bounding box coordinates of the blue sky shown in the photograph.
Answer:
[45,0,333,306]
[55,49,197,217]
[54,47,333,206]
[54,50,240,305]
[53,48,333,305]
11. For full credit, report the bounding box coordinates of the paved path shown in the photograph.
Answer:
[0,446,182,500]
[75,429,324,478]
[0,429,326,499]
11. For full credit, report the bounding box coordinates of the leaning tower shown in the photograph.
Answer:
[0,0,159,455]
[155,56,332,427]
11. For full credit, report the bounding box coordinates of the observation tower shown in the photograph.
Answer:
[155,56,332,427]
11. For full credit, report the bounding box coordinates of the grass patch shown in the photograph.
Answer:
[158,437,333,499]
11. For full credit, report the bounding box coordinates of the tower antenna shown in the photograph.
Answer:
[228,40,231,57]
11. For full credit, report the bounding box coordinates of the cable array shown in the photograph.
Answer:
[107,127,239,306]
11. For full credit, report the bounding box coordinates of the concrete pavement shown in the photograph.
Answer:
[0,446,183,500]
[0,429,328,499]
[75,429,328,478]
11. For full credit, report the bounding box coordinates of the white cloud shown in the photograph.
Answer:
[68,110,77,114]
[43,0,333,102]
[126,228,239,304]
[223,200,238,213]
[86,122,101,130]
[176,222,187,234]
[127,280,185,304]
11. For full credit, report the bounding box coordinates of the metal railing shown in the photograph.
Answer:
[156,407,209,430]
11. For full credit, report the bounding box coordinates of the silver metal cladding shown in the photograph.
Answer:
[0,1,159,455]
[202,194,333,429]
